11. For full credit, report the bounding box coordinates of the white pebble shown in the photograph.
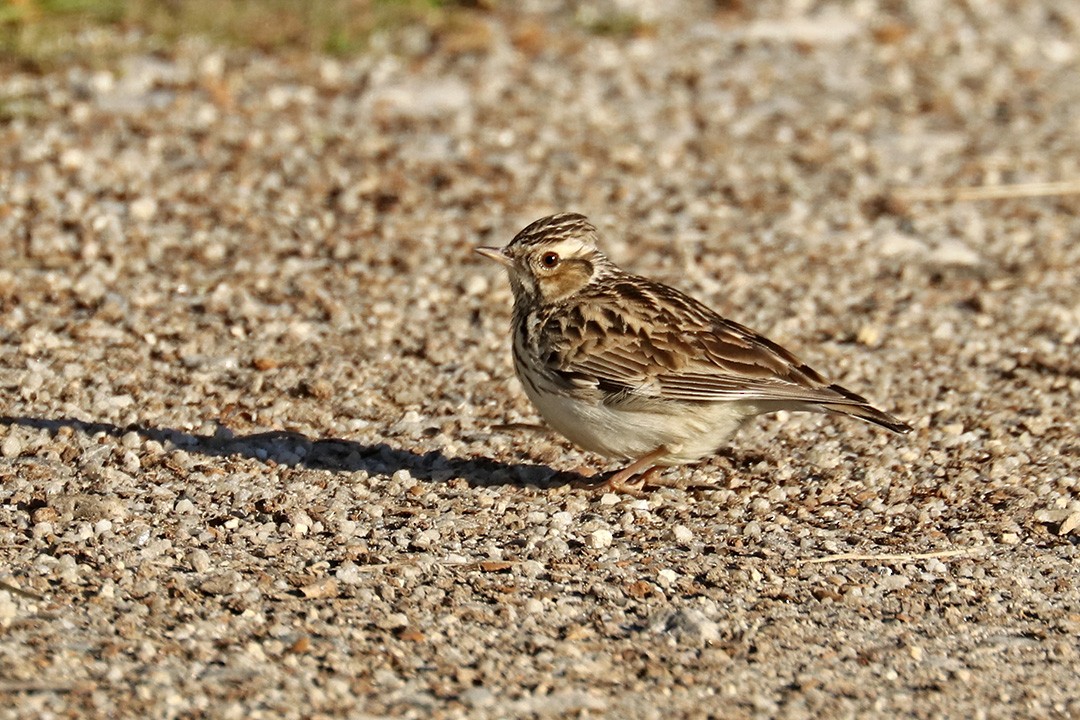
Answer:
[878,574,911,590]
[1058,512,1080,536]
[551,511,574,529]
[462,274,489,296]
[672,524,694,544]
[930,239,981,268]
[335,562,363,585]
[588,529,613,549]
[189,549,212,573]
[412,529,440,549]
[129,196,158,222]
[461,687,496,709]
[518,560,545,578]
[1,435,21,458]
[658,608,720,645]
[657,568,678,585]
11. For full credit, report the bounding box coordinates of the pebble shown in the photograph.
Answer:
[518,561,545,578]
[672,524,694,544]
[929,240,982,268]
[461,274,489,296]
[1058,513,1080,537]
[551,511,574,529]
[189,550,212,574]
[588,529,613,549]
[1,435,21,458]
[129,197,158,222]
[878,574,911,591]
[377,613,409,631]
[460,687,496,709]
[656,609,721,646]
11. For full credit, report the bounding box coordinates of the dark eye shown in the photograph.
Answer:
[540,252,560,268]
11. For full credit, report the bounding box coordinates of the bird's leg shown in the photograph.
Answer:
[604,446,671,495]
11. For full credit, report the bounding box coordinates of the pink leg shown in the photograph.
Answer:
[604,446,671,495]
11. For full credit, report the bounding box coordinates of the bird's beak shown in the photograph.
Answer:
[475,246,513,267]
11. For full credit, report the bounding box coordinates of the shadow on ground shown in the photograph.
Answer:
[0,415,586,488]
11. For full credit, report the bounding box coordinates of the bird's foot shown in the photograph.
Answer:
[602,465,664,497]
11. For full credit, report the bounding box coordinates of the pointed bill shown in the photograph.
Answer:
[475,246,513,266]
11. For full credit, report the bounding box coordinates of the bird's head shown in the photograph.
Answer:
[476,213,614,306]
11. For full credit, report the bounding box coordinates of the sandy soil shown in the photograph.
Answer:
[1,1,1079,718]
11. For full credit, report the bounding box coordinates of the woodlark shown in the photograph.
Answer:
[477,213,911,493]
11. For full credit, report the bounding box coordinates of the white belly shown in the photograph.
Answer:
[523,381,754,466]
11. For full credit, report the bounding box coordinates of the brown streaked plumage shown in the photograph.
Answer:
[477,212,911,493]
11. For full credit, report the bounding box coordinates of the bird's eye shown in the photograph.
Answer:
[540,252,560,268]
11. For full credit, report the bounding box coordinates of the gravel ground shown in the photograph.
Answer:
[2,1,1079,718]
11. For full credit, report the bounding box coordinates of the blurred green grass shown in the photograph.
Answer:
[0,0,492,69]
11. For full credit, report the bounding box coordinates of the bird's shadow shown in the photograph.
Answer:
[0,415,587,489]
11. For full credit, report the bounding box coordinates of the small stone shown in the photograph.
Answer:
[742,521,763,538]
[672,525,694,544]
[411,529,439,549]
[1,435,21,458]
[657,568,678,585]
[1058,512,1080,536]
[929,239,981,268]
[856,324,881,346]
[598,493,621,506]
[335,562,364,585]
[551,511,574,528]
[878,574,911,591]
[0,595,18,622]
[199,572,242,596]
[518,560,545,578]
[31,507,57,524]
[60,148,86,170]
[189,549,212,573]
[1000,532,1021,545]
[460,687,496,709]
[462,274,489,296]
[656,609,720,646]
[588,529,613,549]
[300,578,338,599]
[129,195,157,221]
[877,232,926,258]
[122,451,141,473]
[378,613,409,630]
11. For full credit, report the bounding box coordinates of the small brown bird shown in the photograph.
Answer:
[477,213,911,493]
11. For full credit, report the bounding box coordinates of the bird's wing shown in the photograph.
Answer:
[544,278,858,407]
[562,324,857,405]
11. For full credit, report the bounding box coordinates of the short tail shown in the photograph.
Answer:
[820,384,912,434]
